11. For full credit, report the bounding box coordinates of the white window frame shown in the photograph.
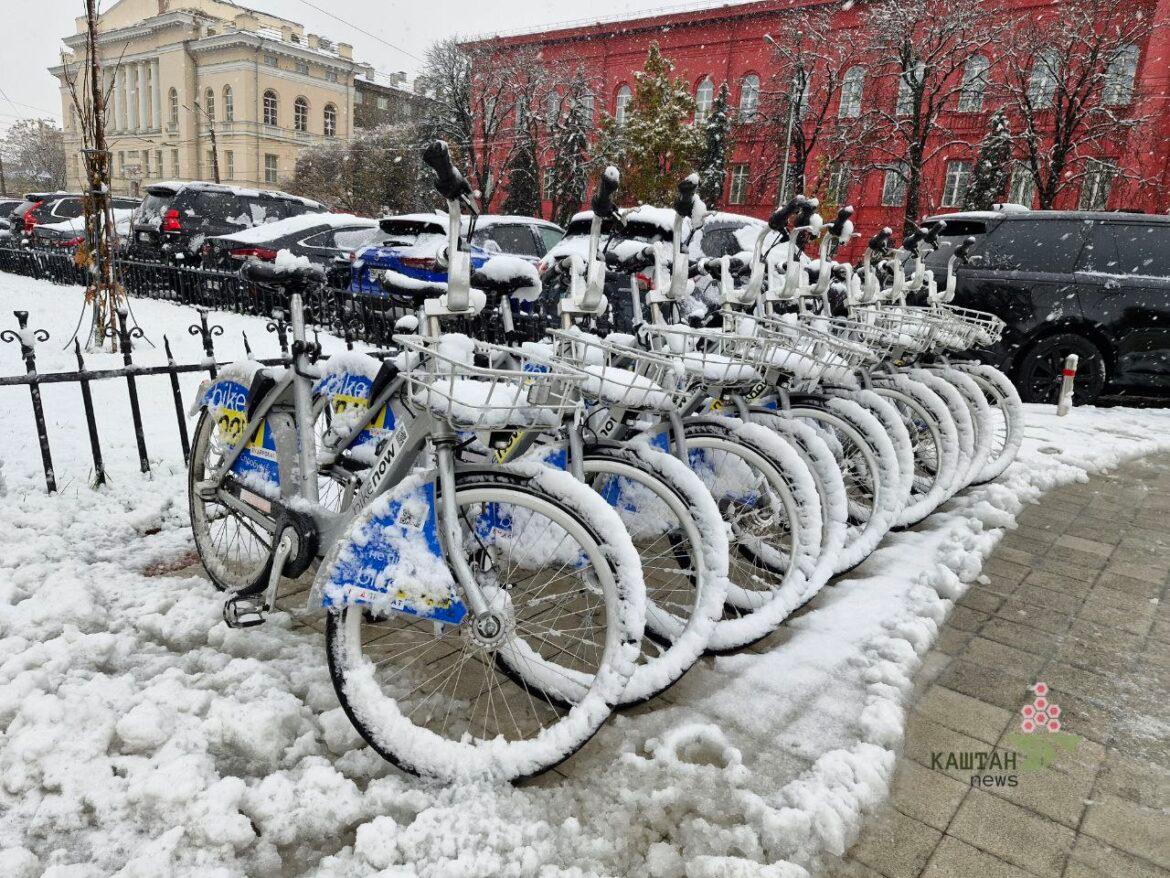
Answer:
[264,153,279,184]
[1008,163,1036,207]
[294,97,309,132]
[840,66,865,118]
[695,77,714,124]
[881,163,908,206]
[323,104,337,137]
[957,55,989,113]
[223,85,234,121]
[728,164,749,205]
[263,90,279,126]
[739,74,759,122]
[941,160,973,207]
[1079,160,1117,210]
[1028,49,1059,109]
[1103,44,1139,105]
[615,84,632,126]
[896,61,924,116]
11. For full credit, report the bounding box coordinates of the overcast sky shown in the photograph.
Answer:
[1,0,734,133]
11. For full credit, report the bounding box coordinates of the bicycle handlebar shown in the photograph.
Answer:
[423,140,472,202]
[591,166,621,219]
[829,205,854,237]
[902,226,926,251]
[922,220,945,248]
[954,235,977,263]
[768,196,806,232]
[868,227,893,253]
[795,196,820,228]
[674,173,699,218]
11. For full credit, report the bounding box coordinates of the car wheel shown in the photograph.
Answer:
[1016,333,1106,405]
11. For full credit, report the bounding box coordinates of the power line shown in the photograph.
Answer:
[288,0,427,64]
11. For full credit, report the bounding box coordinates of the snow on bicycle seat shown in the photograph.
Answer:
[241,253,325,287]
[471,256,542,302]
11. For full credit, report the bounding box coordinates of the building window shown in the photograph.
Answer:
[377,95,389,111]
[264,153,278,184]
[296,60,309,75]
[263,90,279,126]
[206,150,215,177]
[1008,163,1035,207]
[840,66,865,118]
[141,150,150,177]
[881,163,908,206]
[325,69,338,83]
[694,76,714,124]
[941,160,973,207]
[728,164,749,205]
[1079,160,1116,210]
[543,165,555,195]
[168,88,179,128]
[355,90,364,105]
[957,55,990,112]
[895,61,923,116]
[614,84,632,126]
[117,150,124,174]
[264,54,278,68]
[154,150,162,178]
[827,163,850,205]
[546,90,561,121]
[323,104,337,137]
[171,149,179,177]
[225,150,235,179]
[1103,44,1139,105]
[738,74,760,123]
[294,97,309,132]
[1028,49,1058,109]
[223,85,234,121]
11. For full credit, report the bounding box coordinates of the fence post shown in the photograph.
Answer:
[1,311,56,492]
[188,307,223,378]
[73,339,107,487]
[107,306,151,474]
[163,335,191,463]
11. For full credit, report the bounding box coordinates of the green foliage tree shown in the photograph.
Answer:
[547,71,596,227]
[598,43,705,205]
[699,82,733,207]
[964,109,1012,209]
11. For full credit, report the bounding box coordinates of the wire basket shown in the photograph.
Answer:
[546,328,684,412]
[731,312,869,387]
[850,304,940,355]
[639,320,777,398]
[931,304,1006,349]
[394,334,584,430]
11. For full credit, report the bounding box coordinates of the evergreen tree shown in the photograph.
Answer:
[547,71,596,228]
[699,82,733,207]
[597,43,705,206]
[501,104,542,216]
[964,109,1012,210]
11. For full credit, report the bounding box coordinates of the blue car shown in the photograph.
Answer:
[350,213,492,297]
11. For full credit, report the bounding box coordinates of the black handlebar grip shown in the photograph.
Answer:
[674,173,699,217]
[954,235,977,262]
[768,196,806,232]
[829,205,854,237]
[923,220,946,247]
[795,196,820,227]
[868,227,893,253]
[422,140,471,201]
[591,166,621,218]
[902,226,926,251]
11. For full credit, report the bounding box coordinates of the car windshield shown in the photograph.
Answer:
[563,218,673,243]
[378,219,445,244]
[137,192,174,226]
[924,219,990,269]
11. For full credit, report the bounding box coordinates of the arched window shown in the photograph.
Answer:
[839,66,865,118]
[957,55,990,112]
[694,76,714,124]
[203,87,215,122]
[263,89,279,126]
[896,61,924,115]
[614,84,632,126]
[167,88,179,127]
[1027,49,1059,108]
[294,96,309,132]
[222,85,234,121]
[323,103,337,137]
[739,74,760,122]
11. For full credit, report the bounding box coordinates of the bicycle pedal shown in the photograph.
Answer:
[223,595,267,629]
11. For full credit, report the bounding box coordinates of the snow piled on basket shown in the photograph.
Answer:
[5,279,1170,876]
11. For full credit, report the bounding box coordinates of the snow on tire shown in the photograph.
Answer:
[934,367,995,489]
[954,363,1025,484]
[908,369,975,499]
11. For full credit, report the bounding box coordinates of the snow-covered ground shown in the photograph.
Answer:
[3,275,1170,878]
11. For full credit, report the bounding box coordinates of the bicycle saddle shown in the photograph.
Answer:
[471,256,541,302]
[241,259,326,289]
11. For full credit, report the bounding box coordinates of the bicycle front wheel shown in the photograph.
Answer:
[325,466,643,782]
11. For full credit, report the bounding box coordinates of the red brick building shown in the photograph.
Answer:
[467,0,1170,235]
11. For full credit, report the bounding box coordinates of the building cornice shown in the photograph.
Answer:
[62,11,198,49]
[187,31,361,71]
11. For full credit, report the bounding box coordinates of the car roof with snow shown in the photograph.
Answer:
[145,180,323,208]
[36,208,136,234]
[211,213,376,245]
[925,208,1170,225]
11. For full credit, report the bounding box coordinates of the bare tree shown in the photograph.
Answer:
[862,0,1004,234]
[758,8,876,203]
[996,0,1156,209]
[1,119,67,192]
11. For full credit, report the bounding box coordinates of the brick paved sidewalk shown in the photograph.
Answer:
[824,452,1170,878]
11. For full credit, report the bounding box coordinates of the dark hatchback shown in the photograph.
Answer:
[126,182,325,265]
[924,209,1170,404]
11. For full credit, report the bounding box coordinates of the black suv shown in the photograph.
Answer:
[923,209,1170,404]
[126,182,325,264]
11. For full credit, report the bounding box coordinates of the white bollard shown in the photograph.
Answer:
[1056,353,1078,416]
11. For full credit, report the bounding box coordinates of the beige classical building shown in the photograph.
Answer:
[52,0,372,195]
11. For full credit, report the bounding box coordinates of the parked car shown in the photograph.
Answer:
[10,192,140,243]
[0,198,24,222]
[126,181,325,264]
[467,215,563,262]
[687,211,768,258]
[350,213,493,297]
[29,208,137,252]
[204,214,380,285]
[924,208,1170,404]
